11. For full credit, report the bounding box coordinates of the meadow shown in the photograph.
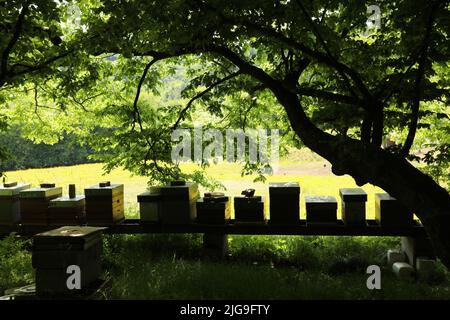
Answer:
[1,151,449,299]
[3,149,386,220]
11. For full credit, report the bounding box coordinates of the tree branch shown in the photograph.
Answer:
[196,0,373,106]
[401,4,436,157]
[132,59,160,131]
[0,2,29,81]
[294,0,363,101]
[296,86,361,105]
[172,70,242,130]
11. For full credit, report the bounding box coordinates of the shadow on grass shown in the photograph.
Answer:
[102,234,450,300]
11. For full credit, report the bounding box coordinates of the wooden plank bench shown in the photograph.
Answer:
[0,217,432,264]
[0,218,426,237]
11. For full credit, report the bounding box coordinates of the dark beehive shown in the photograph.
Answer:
[0,182,30,225]
[269,182,300,224]
[305,196,337,225]
[32,226,105,295]
[137,186,161,223]
[234,189,265,223]
[339,188,367,226]
[197,192,231,224]
[160,181,199,224]
[48,197,85,226]
[85,182,124,226]
[19,184,62,225]
[375,193,413,227]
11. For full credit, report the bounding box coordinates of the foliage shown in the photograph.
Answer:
[0,0,449,189]
[0,234,34,294]
[0,125,97,171]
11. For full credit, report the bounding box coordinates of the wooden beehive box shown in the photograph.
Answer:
[375,193,413,227]
[32,226,105,295]
[137,186,162,223]
[160,181,199,224]
[49,196,86,226]
[234,196,265,223]
[339,188,367,226]
[196,192,231,224]
[269,182,300,224]
[85,182,124,226]
[0,182,31,225]
[19,183,62,225]
[305,196,338,225]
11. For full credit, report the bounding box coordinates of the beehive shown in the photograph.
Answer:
[32,226,105,295]
[305,196,337,225]
[0,182,30,225]
[269,182,300,224]
[234,193,265,223]
[48,185,85,226]
[19,183,62,225]
[160,181,199,224]
[85,182,124,226]
[196,192,231,224]
[339,188,367,226]
[137,186,162,223]
[375,193,413,227]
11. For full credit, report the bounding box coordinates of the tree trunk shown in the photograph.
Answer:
[276,89,450,268]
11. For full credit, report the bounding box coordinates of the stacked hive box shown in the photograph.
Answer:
[269,182,300,224]
[85,182,124,226]
[375,193,413,227]
[137,186,161,223]
[0,182,30,225]
[339,188,367,226]
[32,226,105,295]
[20,184,62,225]
[48,185,85,226]
[160,181,199,224]
[305,196,337,225]
[234,189,265,223]
[196,192,231,224]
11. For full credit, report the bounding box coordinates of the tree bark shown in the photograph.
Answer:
[211,45,450,268]
[276,88,450,269]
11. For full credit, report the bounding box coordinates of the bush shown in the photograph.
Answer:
[0,234,34,294]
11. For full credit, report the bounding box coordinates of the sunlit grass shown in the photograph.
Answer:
[1,146,387,220]
[3,160,386,219]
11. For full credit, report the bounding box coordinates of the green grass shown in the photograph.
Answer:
[103,234,450,300]
[1,232,449,299]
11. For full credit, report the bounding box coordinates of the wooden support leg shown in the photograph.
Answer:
[203,233,228,260]
[401,236,435,267]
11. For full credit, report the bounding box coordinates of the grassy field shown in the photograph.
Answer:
[3,156,386,220]
[1,153,449,299]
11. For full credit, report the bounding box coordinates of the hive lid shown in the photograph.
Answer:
[137,192,161,202]
[339,188,367,202]
[234,195,263,203]
[19,186,62,198]
[85,183,124,196]
[203,192,229,203]
[305,196,337,203]
[49,195,85,207]
[0,182,31,196]
[269,182,300,194]
[33,226,106,250]
[305,196,337,210]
